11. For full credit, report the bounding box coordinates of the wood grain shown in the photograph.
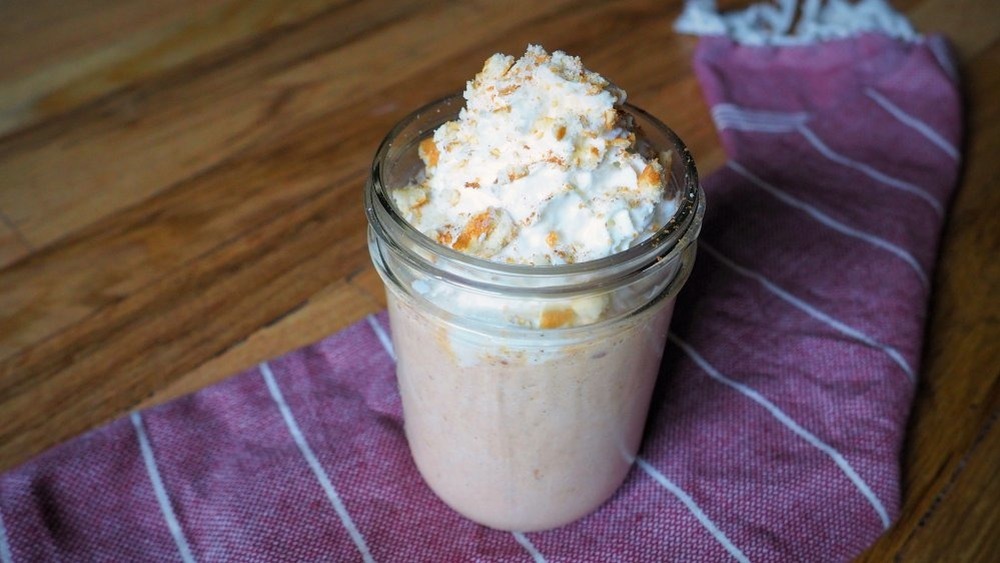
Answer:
[0,0,586,359]
[0,213,30,269]
[896,410,1000,562]
[0,1,997,560]
[0,0,354,136]
[0,0,439,249]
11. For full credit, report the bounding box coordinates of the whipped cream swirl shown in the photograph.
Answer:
[393,44,678,265]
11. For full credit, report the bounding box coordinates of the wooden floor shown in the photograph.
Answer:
[0,0,996,560]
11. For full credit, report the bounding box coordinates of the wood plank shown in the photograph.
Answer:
[0,214,30,269]
[0,0,702,364]
[0,0,712,471]
[0,0,351,136]
[898,412,1000,561]
[0,180,372,471]
[0,0,706,254]
[910,0,1000,59]
[858,36,1000,561]
[347,264,388,311]
[0,0,588,360]
[0,0,441,250]
[138,276,383,410]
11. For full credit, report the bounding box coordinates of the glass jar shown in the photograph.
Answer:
[365,94,704,532]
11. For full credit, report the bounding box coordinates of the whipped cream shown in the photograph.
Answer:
[393,45,678,265]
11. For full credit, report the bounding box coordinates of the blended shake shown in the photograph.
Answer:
[365,45,704,532]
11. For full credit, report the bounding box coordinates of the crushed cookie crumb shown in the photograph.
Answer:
[540,308,575,329]
[604,109,617,129]
[546,231,559,248]
[453,211,494,252]
[507,167,528,182]
[638,163,661,188]
[419,138,439,167]
[554,248,575,263]
[411,194,428,209]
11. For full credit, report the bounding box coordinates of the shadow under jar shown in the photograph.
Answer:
[365,94,705,532]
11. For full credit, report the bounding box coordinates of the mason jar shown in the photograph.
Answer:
[365,94,704,532]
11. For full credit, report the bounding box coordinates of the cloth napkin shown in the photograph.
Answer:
[0,4,962,563]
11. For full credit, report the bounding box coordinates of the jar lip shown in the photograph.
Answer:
[366,93,703,279]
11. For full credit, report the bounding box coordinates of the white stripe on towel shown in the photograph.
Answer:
[797,125,943,216]
[712,104,946,216]
[726,160,929,287]
[131,412,197,563]
[700,242,915,382]
[512,532,547,563]
[864,88,959,160]
[0,502,12,563]
[637,457,750,563]
[261,362,375,563]
[366,315,396,361]
[669,333,892,529]
[712,104,809,133]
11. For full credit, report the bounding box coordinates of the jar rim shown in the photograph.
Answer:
[365,93,704,288]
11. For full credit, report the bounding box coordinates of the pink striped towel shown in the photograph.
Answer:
[0,8,962,563]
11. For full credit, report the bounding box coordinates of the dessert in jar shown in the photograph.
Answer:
[365,45,704,532]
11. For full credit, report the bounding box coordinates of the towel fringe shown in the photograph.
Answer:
[675,0,919,45]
